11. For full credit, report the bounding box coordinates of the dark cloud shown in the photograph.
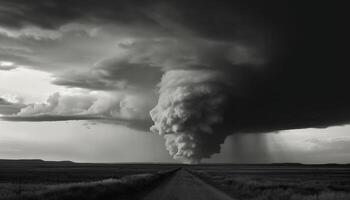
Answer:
[0,0,159,29]
[0,105,23,115]
[0,98,11,105]
[0,0,286,44]
[0,98,25,115]
[227,2,349,133]
[51,36,267,91]
[53,59,163,90]
[0,0,348,134]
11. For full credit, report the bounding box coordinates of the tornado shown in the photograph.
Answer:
[150,70,233,163]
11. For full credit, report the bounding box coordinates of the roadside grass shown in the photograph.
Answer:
[1,171,174,200]
[191,168,350,200]
[292,191,350,200]
[0,183,46,199]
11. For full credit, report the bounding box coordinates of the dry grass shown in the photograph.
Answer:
[292,191,350,200]
[190,166,350,200]
[0,183,47,199]
[1,172,172,200]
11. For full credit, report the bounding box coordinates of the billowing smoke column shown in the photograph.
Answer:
[150,70,233,163]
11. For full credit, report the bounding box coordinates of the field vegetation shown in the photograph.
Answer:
[0,159,178,200]
[1,160,350,200]
[190,164,350,200]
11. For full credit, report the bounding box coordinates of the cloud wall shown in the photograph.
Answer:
[150,70,234,163]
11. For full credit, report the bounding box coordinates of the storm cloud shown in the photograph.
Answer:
[0,0,348,162]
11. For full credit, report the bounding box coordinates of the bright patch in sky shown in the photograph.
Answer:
[208,125,350,164]
[0,61,14,67]
[0,67,65,103]
[0,120,172,163]
[1,118,349,163]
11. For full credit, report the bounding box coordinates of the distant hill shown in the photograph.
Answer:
[0,159,349,167]
[0,159,74,165]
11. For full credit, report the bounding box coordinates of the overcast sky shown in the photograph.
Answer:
[0,0,349,163]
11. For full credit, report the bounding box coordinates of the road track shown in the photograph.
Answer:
[143,168,235,200]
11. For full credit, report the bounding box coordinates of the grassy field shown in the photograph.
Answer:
[0,159,179,184]
[1,160,350,200]
[0,159,179,199]
[190,164,350,200]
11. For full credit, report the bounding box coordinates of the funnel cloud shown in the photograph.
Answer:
[150,70,233,163]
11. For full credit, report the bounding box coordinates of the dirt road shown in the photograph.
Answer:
[143,169,235,200]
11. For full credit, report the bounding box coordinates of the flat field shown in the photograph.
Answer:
[191,164,350,200]
[1,160,350,200]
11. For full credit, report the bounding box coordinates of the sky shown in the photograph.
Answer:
[0,0,349,163]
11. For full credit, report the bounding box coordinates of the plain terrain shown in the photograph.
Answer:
[1,160,350,200]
